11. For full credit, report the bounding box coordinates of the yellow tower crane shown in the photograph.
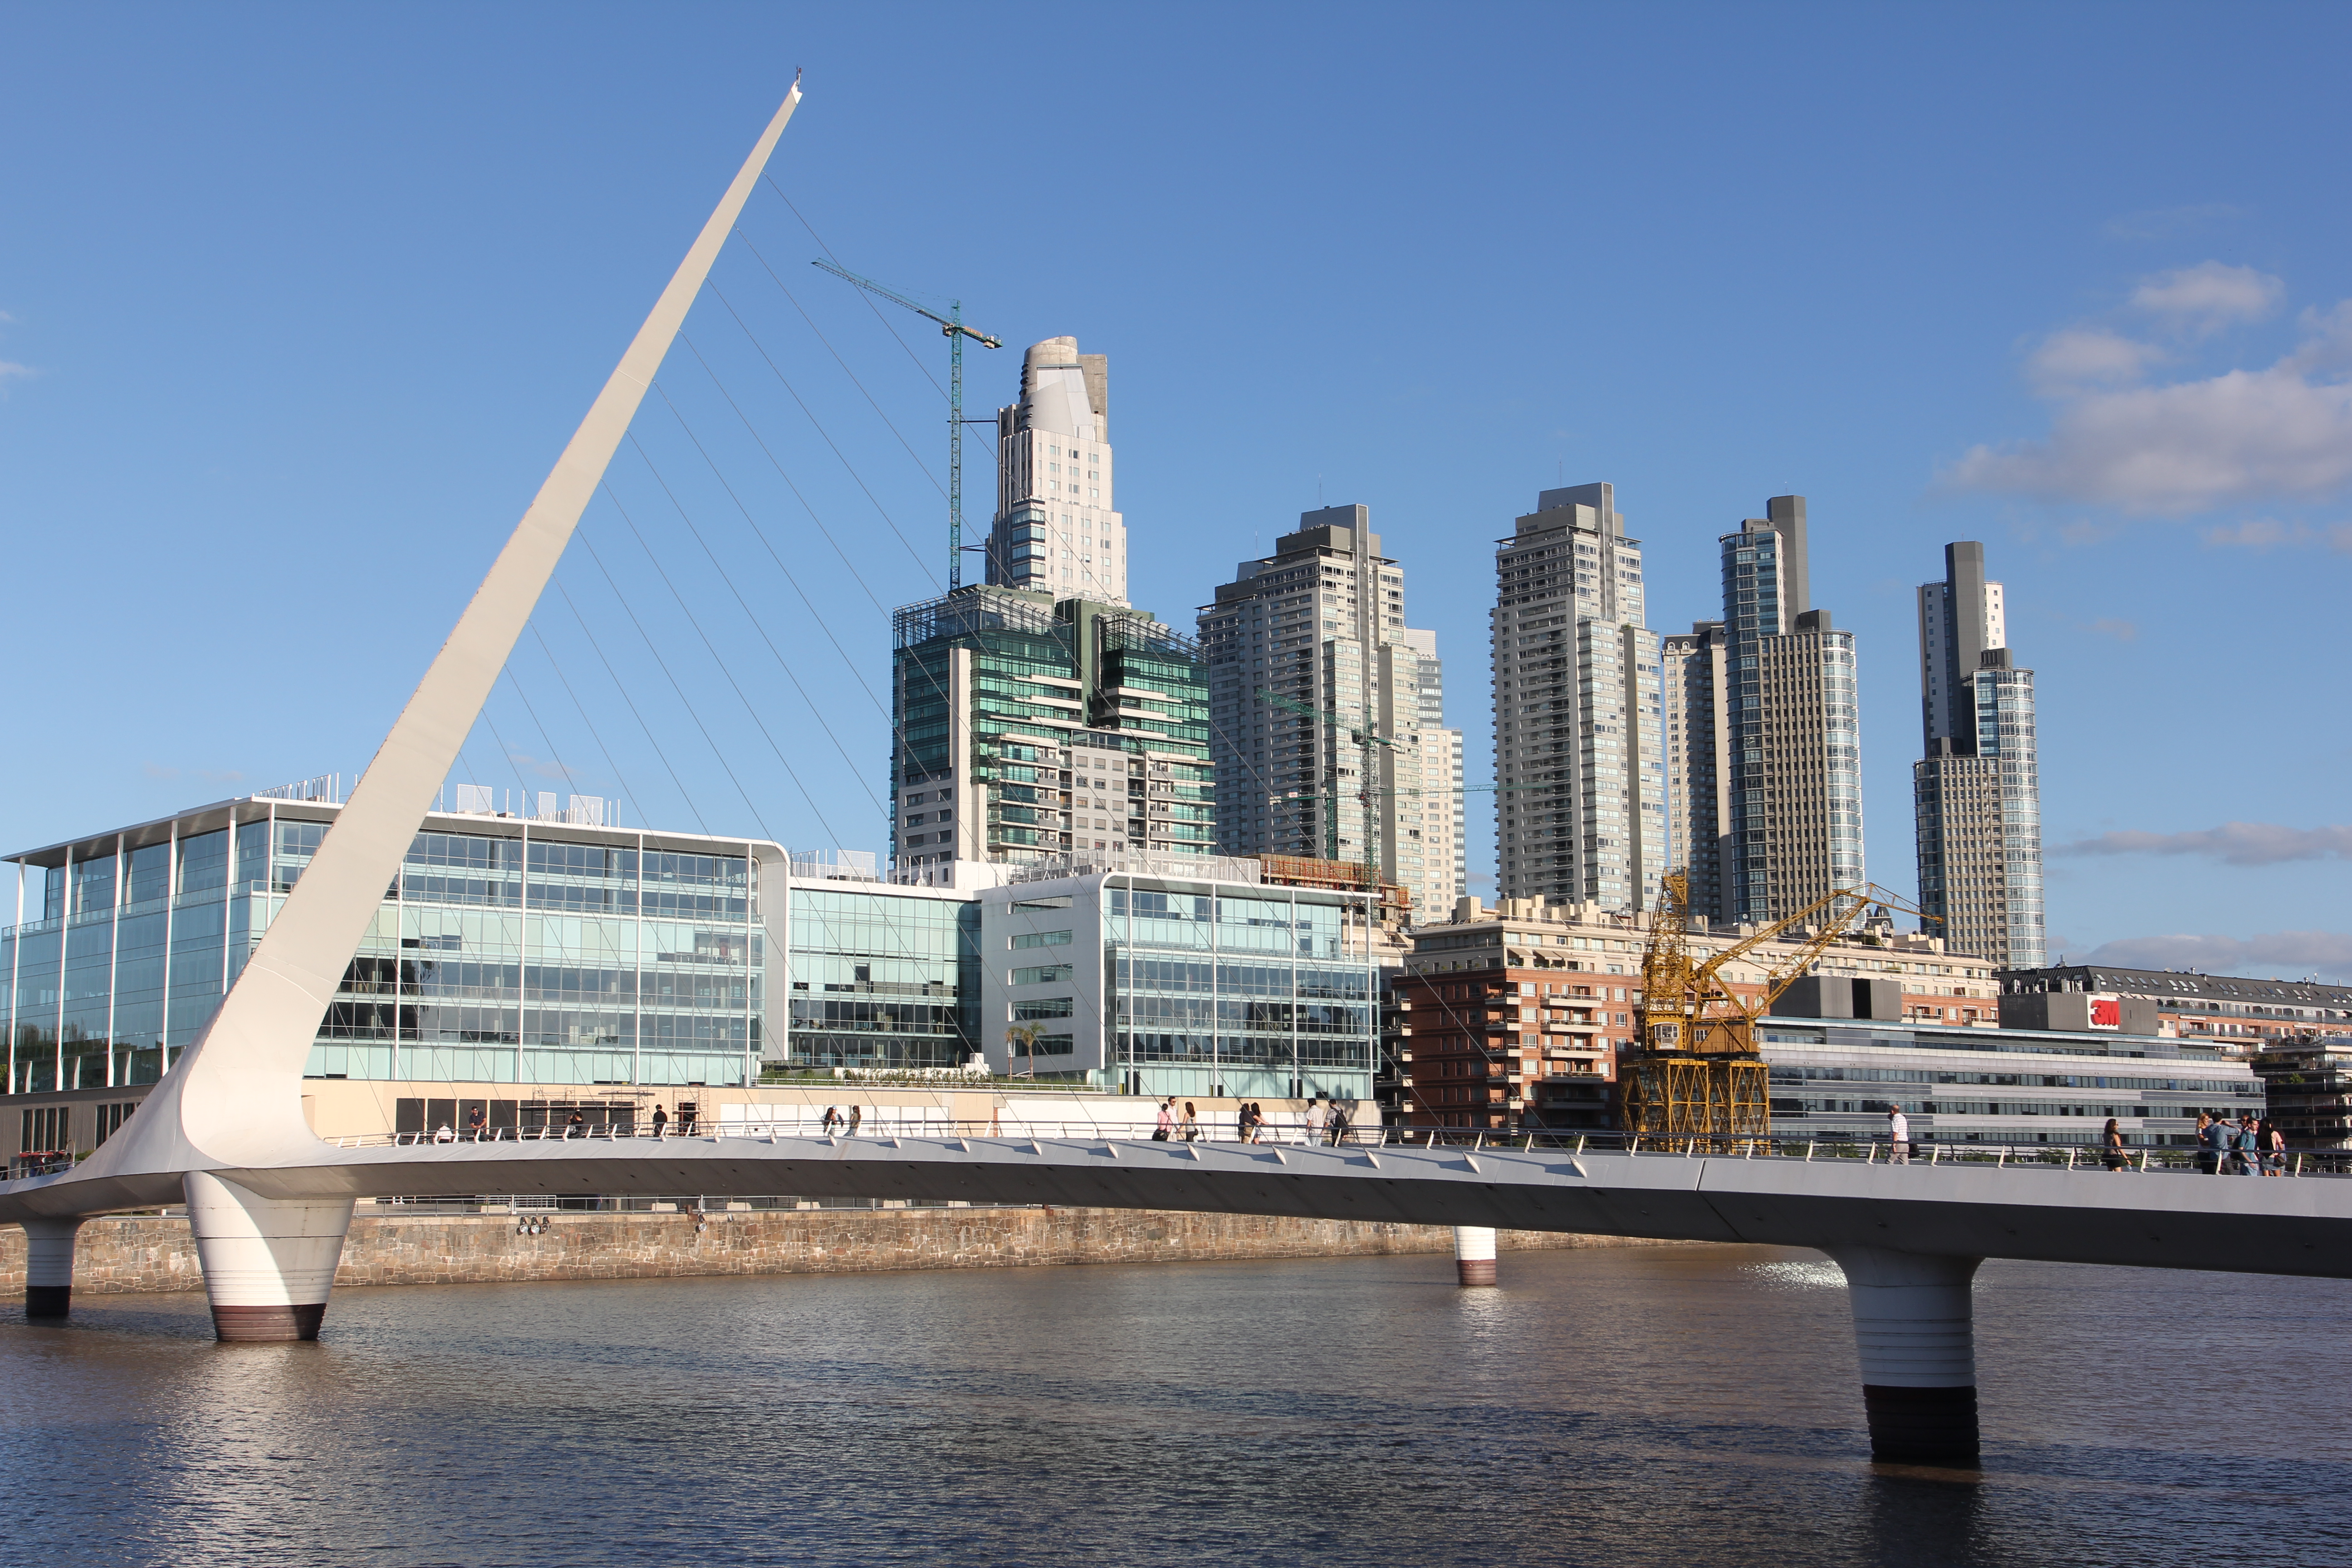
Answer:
[1619,871,1941,1145]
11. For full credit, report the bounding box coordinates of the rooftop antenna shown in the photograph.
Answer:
[813,262,1002,589]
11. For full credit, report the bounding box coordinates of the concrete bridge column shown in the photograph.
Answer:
[183,1172,355,1342]
[1452,1225,1497,1286]
[1826,1245,1982,1466]
[22,1217,84,1319]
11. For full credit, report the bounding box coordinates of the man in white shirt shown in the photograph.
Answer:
[1886,1104,1911,1164]
[1304,1096,1329,1144]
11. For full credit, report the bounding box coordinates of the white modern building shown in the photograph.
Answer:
[1491,483,1665,912]
[983,337,1126,605]
[1198,507,1437,911]
[979,855,1378,1102]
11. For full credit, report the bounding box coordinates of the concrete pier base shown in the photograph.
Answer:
[183,1171,354,1342]
[1453,1225,1497,1286]
[1828,1245,1982,1465]
[22,1217,82,1319]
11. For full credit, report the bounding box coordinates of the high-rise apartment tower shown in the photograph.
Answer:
[1199,508,1435,907]
[1661,496,1862,926]
[1490,483,1665,911]
[1401,627,1467,910]
[1913,543,2044,969]
[983,338,1127,605]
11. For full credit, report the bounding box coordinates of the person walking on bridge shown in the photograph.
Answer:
[2194,1113,2228,1174]
[2102,1117,2129,1171]
[847,1104,863,1137]
[1885,1104,1910,1164]
[652,1104,669,1139]
[1306,1096,1329,1145]
[2232,1113,2261,1175]
[1180,1101,1199,1142]
[1154,1098,1174,1141]
[822,1105,840,1137]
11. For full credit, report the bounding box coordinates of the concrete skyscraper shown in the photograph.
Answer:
[983,337,1127,606]
[1199,507,1437,907]
[1914,543,2044,969]
[1401,627,1467,911]
[1661,496,1862,926]
[1490,483,1665,912]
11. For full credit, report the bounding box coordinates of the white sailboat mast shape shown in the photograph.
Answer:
[71,80,807,1199]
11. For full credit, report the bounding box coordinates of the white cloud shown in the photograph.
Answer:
[0,361,32,383]
[1944,314,2352,513]
[2025,328,2162,394]
[1943,266,2352,514]
[2084,617,2138,641]
[2050,822,2352,867]
[2200,517,2352,553]
[2129,261,2283,338]
[2082,930,2352,983]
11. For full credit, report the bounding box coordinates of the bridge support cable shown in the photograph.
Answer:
[1452,1225,1498,1287]
[731,224,948,495]
[1826,1245,1983,1466]
[20,1216,81,1319]
[676,324,901,621]
[183,1171,356,1343]
[571,521,785,844]
[760,177,948,402]
[593,474,867,851]
[525,622,649,828]
[551,579,713,836]
[631,403,888,723]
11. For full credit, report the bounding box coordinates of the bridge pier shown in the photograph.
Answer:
[22,1217,83,1319]
[1827,1245,1982,1466]
[183,1172,354,1342]
[1452,1225,1497,1286]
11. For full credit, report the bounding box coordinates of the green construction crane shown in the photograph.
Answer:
[812,260,1002,591]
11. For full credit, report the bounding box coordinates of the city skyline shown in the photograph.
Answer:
[2,12,2347,980]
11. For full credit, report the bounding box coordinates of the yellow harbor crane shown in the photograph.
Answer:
[1620,870,1941,1142]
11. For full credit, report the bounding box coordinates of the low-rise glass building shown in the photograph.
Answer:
[1762,1020,2264,1146]
[980,856,1377,1102]
[3,787,983,1095]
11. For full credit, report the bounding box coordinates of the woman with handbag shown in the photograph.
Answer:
[2101,1117,2128,1172]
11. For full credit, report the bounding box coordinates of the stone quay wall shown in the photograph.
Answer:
[3,1207,1681,1296]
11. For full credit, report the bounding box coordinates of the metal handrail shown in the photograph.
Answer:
[322,1120,2350,1175]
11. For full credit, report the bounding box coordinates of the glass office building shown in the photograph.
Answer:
[980,862,1378,1101]
[3,787,988,1094]
[784,878,978,1070]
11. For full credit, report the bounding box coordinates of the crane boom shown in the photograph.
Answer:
[811,260,1002,589]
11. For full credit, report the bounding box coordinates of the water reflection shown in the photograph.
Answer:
[4,1245,2347,1566]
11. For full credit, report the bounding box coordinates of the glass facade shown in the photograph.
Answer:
[6,803,769,1093]
[785,884,977,1070]
[1106,884,1373,1101]
[890,586,1215,873]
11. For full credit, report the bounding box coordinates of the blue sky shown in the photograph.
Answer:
[3,4,2346,978]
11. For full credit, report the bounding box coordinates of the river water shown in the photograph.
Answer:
[5,1243,2347,1567]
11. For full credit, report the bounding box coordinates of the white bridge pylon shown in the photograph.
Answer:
[0,78,806,1340]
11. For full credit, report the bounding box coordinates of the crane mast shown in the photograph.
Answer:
[811,260,1002,589]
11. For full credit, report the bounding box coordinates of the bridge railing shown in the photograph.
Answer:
[320,1121,2352,1177]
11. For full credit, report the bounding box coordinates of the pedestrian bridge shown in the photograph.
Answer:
[11,1122,2351,1469]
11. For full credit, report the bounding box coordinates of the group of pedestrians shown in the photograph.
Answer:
[1149,1095,1355,1145]
[820,1105,864,1137]
[2195,1111,2285,1175]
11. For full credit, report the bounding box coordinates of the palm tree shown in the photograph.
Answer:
[1005,1024,1044,1081]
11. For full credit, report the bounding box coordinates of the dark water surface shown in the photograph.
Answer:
[5,1244,2348,1567]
